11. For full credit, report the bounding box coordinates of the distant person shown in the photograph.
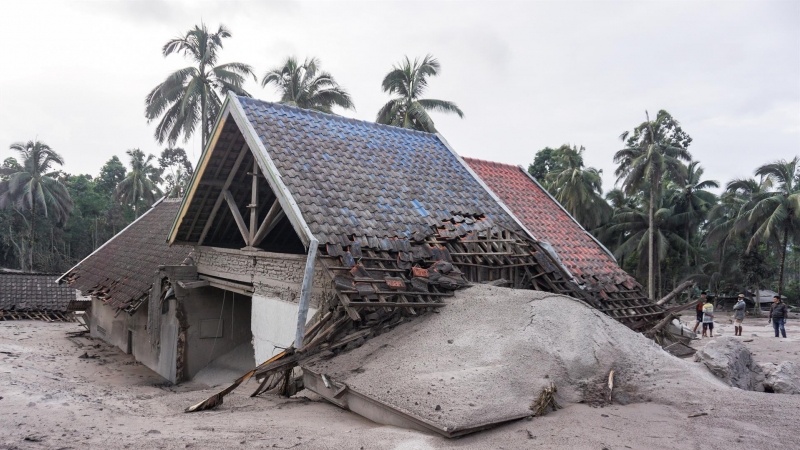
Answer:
[769,295,788,338]
[692,291,708,335]
[732,294,746,336]
[702,296,715,337]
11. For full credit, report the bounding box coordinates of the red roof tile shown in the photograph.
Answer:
[464,158,643,296]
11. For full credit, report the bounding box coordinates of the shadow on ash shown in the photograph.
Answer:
[300,284,689,437]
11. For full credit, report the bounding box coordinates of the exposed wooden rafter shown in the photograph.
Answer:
[197,143,250,246]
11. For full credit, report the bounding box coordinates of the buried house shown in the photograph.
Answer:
[65,94,662,396]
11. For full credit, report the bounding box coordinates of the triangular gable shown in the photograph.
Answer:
[168,94,314,250]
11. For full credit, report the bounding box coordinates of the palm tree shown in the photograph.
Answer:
[733,157,800,296]
[145,23,255,147]
[606,195,689,298]
[115,149,162,218]
[261,57,354,113]
[614,110,692,300]
[669,161,719,269]
[376,54,463,132]
[706,176,773,313]
[544,145,612,230]
[0,140,73,270]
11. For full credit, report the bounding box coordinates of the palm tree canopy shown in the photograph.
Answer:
[115,149,163,211]
[145,23,255,147]
[544,145,612,230]
[261,57,354,114]
[734,157,800,252]
[0,140,73,224]
[614,110,693,198]
[376,54,463,133]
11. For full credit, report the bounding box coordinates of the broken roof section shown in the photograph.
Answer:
[0,272,76,312]
[169,94,525,248]
[463,158,645,297]
[62,198,192,314]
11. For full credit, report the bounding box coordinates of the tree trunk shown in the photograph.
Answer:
[201,91,208,148]
[29,200,35,271]
[778,222,789,297]
[753,282,761,315]
[648,185,656,301]
[133,183,139,219]
[685,227,690,272]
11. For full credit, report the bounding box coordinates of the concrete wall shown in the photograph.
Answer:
[89,297,179,382]
[251,294,317,362]
[180,286,252,379]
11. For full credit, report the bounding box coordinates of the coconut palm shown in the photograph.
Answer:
[0,140,73,270]
[115,149,162,218]
[544,145,612,230]
[376,54,463,132]
[732,157,800,296]
[669,161,719,269]
[614,110,692,300]
[605,196,689,298]
[145,23,255,147]
[261,57,354,113]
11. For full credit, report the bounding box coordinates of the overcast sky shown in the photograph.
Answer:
[1,0,798,192]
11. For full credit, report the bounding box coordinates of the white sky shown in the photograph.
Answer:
[0,0,798,192]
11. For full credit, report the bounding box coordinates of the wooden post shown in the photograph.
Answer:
[294,239,319,349]
[248,160,258,245]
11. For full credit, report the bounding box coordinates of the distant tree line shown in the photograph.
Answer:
[0,145,192,272]
[528,111,800,307]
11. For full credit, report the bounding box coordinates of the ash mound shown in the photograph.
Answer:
[305,284,723,434]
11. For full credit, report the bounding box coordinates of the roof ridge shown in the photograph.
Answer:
[237,96,439,138]
[461,156,519,169]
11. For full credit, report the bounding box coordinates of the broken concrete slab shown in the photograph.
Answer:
[695,337,765,391]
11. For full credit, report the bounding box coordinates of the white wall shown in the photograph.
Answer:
[251,295,316,363]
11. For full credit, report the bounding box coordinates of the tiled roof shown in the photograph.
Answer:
[237,98,523,244]
[63,199,191,312]
[0,272,76,311]
[463,158,643,296]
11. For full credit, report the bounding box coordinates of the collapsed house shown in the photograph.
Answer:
[0,270,85,321]
[463,158,660,330]
[62,93,663,433]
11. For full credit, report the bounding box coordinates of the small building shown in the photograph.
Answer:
[0,270,82,321]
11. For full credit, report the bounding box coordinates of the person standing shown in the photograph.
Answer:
[732,294,746,336]
[769,295,788,338]
[692,291,708,335]
[702,296,715,337]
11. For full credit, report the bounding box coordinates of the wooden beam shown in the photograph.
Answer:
[248,160,258,245]
[223,189,250,244]
[346,301,446,308]
[252,198,284,246]
[197,143,249,245]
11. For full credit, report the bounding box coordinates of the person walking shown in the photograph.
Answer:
[732,294,746,336]
[769,295,788,338]
[702,296,715,337]
[692,291,708,335]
